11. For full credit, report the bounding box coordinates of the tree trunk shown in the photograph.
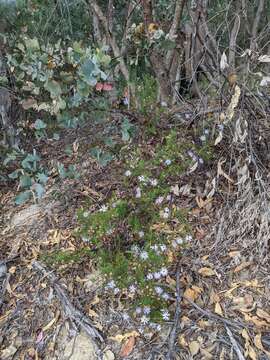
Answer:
[142,0,173,105]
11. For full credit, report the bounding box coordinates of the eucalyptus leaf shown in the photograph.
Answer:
[33,183,45,198]
[15,191,32,205]
[34,119,47,130]
[19,175,32,188]
[45,79,62,98]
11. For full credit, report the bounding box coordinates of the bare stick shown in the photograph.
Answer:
[183,295,247,329]
[228,11,241,69]
[225,325,245,360]
[250,0,265,51]
[32,260,103,343]
[167,265,181,359]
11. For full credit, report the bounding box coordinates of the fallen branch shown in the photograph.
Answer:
[167,265,182,359]
[32,260,104,343]
[225,325,245,360]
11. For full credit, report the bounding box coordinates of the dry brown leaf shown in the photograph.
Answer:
[234,261,252,273]
[214,302,224,316]
[119,336,136,357]
[217,159,234,183]
[248,346,257,360]
[88,309,99,318]
[189,341,200,356]
[198,319,211,329]
[109,331,139,343]
[256,309,270,323]
[200,348,213,359]
[196,197,212,209]
[181,316,192,325]
[178,335,188,347]
[8,266,16,274]
[198,267,216,277]
[244,314,269,328]
[21,97,38,110]
[254,334,270,356]
[43,317,57,331]
[228,251,241,258]
[223,284,240,298]
[242,329,251,343]
[184,288,199,302]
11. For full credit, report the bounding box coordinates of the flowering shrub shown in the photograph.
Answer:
[77,129,213,330]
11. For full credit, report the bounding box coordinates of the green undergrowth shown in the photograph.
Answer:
[74,127,214,328]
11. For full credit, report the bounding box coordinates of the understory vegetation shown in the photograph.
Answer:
[1,0,270,358]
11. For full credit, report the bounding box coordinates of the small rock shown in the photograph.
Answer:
[1,344,17,359]
[63,331,97,360]
[103,349,115,360]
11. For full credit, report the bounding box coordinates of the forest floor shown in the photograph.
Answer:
[0,108,270,360]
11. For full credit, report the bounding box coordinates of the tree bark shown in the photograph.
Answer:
[142,0,173,105]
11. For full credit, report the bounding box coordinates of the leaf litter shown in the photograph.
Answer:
[0,107,270,359]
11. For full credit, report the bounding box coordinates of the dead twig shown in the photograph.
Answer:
[225,325,245,360]
[167,265,182,360]
[32,260,104,344]
[183,295,248,329]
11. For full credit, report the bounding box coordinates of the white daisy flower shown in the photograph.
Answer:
[140,251,149,260]
[150,179,158,186]
[107,280,116,289]
[83,211,89,218]
[162,293,170,301]
[162,211,169,219]
[125,170,132,177]
[161,309,170,321]
[154,272,161,280]
[135,187,141,198]
[143,306,151,315]
[82,236,90,242]
[155,286,163,295]
[99,205,108,212]
[150,244,159,251]
[141,315,149,325]
[200,135,206,142]
[198,157,204,164]
[114,287,120,295]
[165,159,172,166]
[164,207,170,213]
[138,175,146,182]
[138,231,144,238]
[135,307,142,314]
[176,237,183,245]
[131,245,140,255]
[155,196,164,205]
[156,324,162,331]
[185,235,193,242]
[122,313,130,321]
[129,285,137,293]
[160,267,168,277]
[159,244,167,252]
[146,273,154,280]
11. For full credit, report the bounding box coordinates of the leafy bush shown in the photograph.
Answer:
[4,149,48,204]
[6,37,111,130]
